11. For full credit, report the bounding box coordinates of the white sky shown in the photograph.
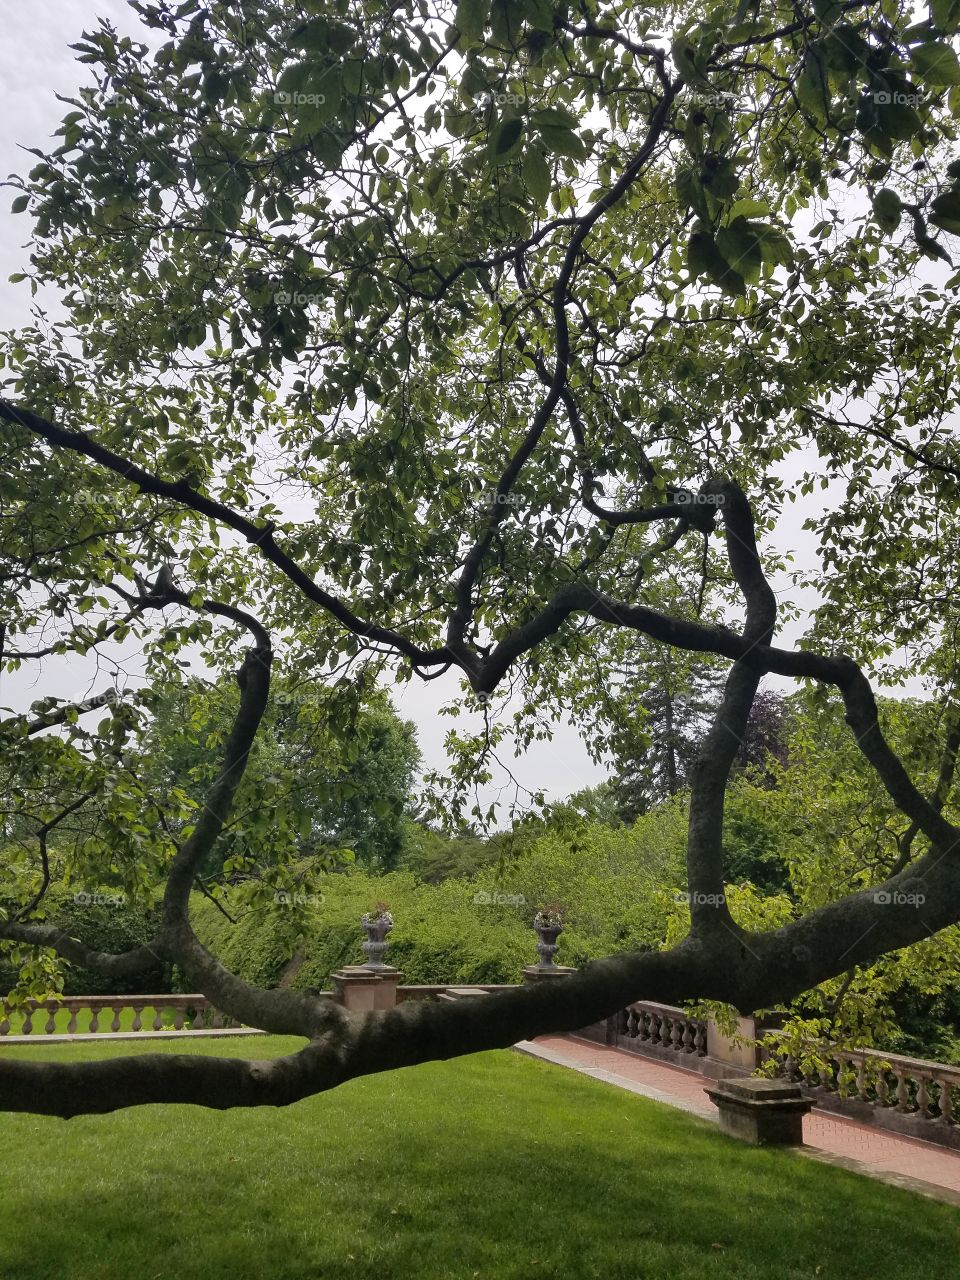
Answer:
[0,2,918,817]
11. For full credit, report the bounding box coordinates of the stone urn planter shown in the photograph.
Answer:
[533,910,564,968]
[360,907,393,969]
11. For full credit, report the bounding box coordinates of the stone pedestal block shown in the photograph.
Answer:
[331,966,405,1012]
[522,965,577,984]
[705,1077,813,1146]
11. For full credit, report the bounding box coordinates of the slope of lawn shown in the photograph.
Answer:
[0,1035,957,1280]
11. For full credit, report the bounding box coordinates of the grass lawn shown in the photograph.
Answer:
[0,1036,957,1280]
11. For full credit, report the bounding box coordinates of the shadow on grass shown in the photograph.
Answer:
[0,1040,956,1279]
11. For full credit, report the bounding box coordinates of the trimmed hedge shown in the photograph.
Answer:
[0,888,168,996]
[191,814,686,991]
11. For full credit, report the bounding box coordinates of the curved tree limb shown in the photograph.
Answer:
[683,481,776,931]
[3,829,960,1119]
[0,399,450,673]
[0,923,164,981]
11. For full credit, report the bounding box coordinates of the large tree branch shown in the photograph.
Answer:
[472,544,953,853]
[0,399,450,673]
[4,833,960,1118]
[684,481,776,929]
[3,585,343,1039]
[0,923,163,980]
[445,81,679,657]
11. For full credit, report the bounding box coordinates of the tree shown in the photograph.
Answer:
[607,649,721,821]
[137,671,421,872]
[2,0,960,1115]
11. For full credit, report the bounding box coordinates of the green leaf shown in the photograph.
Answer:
[537,124,586,160]
[876,97,924,141]
[671,37,713,91]
[716,217,764,284]
[289,18,332,52]
[872,187,903,233]
[687,228,746,295]
[531,106,579,130]
[932,0,960,32]
[454,0,490,43]
[521,0,555,32]
[489,116,523,162]
[10,194,29,214]
[203,70,230,102]
[798,44,830,122]
[676,167,709,218]
[728,198,771,219]
[930,185,960,233]
[912,41,960,85]
[521,147,551,202]
[750,221,794,266]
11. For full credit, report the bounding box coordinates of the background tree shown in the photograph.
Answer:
[138,670,421,873]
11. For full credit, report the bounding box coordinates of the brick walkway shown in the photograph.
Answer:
[516,1034,960,1207]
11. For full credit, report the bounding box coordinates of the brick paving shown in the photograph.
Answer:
[515,1034,960,1207]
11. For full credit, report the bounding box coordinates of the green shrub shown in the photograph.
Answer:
[191,814,685,990]
[0,887,167,996]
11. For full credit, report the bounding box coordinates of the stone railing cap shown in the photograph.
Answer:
[718,1078,805,1102]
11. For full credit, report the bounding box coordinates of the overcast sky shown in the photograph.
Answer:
[0,3,911,818]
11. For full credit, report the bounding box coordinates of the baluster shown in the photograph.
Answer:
[22,1005,34,1035]
[876,1069,890,1106]
[682,1022,695,1053]
[627,1008,640,1038]
[783,1052,796,1081]
[636,1011,649,1041]
[939,1081,953,1124]
[895,1068,910,1112]
[917,1076,930,1119]
[210,1008,224,1029]
[131,1004,144,1032]
[173,1006,185,1031]
[45,1003,57,1035]
[111,1005,122,1033]
[152,1006,163,1032]
[672,1018,684,1051]
[66,1004,78,1035]
[856,1057,868,1100]
[694,1023,707,1056]
[648,1012,661,1045]
[836,1054,851,1097]
[826,1056,840,1094]
[0,1005,9,1037]
[89,1005,100,1033]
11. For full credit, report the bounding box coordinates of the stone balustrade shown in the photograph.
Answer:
[618,1000,710,1056]
[763,1040,960,1147]
[575,999,716,1069]
[0,994,236,1037]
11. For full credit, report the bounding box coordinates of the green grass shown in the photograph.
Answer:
[0,1036,956,1280]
